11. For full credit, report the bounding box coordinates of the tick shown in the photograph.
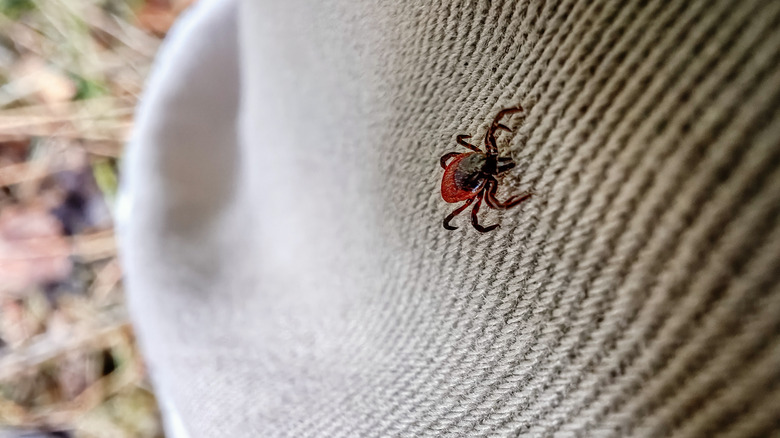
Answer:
[440,106,532,232]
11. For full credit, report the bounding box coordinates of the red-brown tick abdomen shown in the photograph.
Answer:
[441,153,487,203]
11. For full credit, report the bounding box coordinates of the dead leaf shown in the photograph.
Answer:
[0,205,72,295]
[135,4,176,36]
[9,57,77,106]
[0,292,50,348]
[135,0,197,36]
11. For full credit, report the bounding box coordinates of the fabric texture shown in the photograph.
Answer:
[119,0,780,436]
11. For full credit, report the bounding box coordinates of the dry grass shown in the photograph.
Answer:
[0,1,193,436]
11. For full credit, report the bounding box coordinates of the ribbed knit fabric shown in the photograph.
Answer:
[119,0,780,436]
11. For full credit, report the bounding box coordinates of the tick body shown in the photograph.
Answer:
[440,106,532,232]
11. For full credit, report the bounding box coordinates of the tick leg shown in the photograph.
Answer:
[457,135,482,153]
[485,177,533,209]
[495,106,523,120]
[440,152,461,169]
[443,198,475,230]
[496,123,511,132]
[484,106,523,156]
[471,191,499,232]
[497,156,516,173]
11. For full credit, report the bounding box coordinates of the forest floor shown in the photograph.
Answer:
[0,1,194,436]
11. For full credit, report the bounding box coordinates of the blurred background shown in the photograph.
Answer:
[0,1,195,436]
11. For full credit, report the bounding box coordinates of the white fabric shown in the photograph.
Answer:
[118,1,239,436]
[120,0,780,436]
